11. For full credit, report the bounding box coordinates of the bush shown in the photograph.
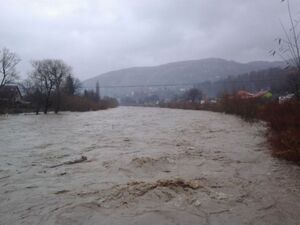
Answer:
[260,101,300,162]
[219,94,262,122]
[60,95,118,112]
[260,101,300,131]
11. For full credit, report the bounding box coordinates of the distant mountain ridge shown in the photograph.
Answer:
[83,58,284,89]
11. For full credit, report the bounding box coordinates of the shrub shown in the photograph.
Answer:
[60,95,118,112]
[260,101,300,162]
[219,94,262,121]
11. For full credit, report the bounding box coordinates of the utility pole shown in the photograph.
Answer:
[96,81,101,101]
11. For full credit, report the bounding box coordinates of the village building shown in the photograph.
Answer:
[0,85,22,104]
[237,90,272,100]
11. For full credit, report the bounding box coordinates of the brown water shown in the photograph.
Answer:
[0,107,299,225]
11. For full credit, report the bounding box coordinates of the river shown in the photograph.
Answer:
[0,107,299,225]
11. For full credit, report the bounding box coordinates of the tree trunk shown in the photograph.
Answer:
[35,105,40,115]
[44,102,48,114]
[54,90,60,114]
[44,93,51,114]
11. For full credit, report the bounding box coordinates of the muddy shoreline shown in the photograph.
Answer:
[0,107,299,225]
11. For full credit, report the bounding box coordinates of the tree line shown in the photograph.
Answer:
[0,47,118,114]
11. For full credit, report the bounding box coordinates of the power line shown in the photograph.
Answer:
[83,77,288,89]
[85,83,194,89]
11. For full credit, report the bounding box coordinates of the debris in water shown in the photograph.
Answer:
[49,156,87,168]
[0,175,10,180]
[54,190,70,195]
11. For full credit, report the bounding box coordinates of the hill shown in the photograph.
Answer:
[83,58,283,89]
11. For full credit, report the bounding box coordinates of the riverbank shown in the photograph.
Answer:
[161,99,300,164]
[0,96,119,114]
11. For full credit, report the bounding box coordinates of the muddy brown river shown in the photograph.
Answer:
[0,107,299,225]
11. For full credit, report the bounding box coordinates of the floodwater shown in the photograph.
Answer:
[0,107,299,225]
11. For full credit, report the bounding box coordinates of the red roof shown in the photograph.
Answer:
[237,90,269,99]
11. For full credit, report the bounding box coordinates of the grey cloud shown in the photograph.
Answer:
[0,0,299,80]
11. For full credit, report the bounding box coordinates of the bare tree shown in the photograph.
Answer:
[20,78,44,114]
[271,0,300,98]
[0,48,21,86]
[31,59,71,114]
[51,60,71,113]
[273,0,300,71]
[186,88,202,102]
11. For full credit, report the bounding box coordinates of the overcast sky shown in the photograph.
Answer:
[0,0,299,80]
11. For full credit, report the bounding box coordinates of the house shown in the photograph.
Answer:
[237,90,254,99]
[253,90,272,99]
[0,85,22,104]
[279,93,294,104]
[237,90,272,100]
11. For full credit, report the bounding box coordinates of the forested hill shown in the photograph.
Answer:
[83,58,283,89]
[196,67,297,97]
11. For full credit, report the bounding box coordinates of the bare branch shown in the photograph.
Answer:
[0,48,21,86]
[275,1,300,71]
[30,59,71,114]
